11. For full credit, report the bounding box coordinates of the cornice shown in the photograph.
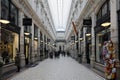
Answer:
[12,0,54,40]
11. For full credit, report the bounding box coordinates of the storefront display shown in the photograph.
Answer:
[0,29,19,64]
[95,0,110,64]
[102,40,117,80]
[96,30,110,63]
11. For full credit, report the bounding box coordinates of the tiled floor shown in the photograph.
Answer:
[9,56,105,80]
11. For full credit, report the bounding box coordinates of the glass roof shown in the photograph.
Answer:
[48,0,72,31]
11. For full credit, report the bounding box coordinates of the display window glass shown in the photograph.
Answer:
[96,29,110,64]
[1,0,9,20]
[10,3,18,25]
[0,29,19,64]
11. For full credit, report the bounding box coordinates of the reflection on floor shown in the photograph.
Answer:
[10,56,105,80]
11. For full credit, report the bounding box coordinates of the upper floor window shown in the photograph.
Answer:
[97,10,102,20]
[1,0,18,25]
[117,0,120,10]
[10,3,18,25]
[1,0,9,20]
[102,3,107,16]
[97,0,110,20]
[34,25,38,37]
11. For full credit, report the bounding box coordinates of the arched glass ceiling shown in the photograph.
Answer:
[48,0,72,31]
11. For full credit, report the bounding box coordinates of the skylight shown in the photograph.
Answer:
[48,0,72,31]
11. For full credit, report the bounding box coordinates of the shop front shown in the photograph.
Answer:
[34,25,38,61]
[40,32,43,60]
[117,6,120,61]
[0,0,20,65]
[1,24,20,65]
[85,27,91,64]
[24,33,31,65]
[94,0,110,68]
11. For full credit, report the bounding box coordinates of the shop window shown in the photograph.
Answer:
[1,0,9,20]
[102,3,107,16]
[96,30,110,63]
[34,25,38,37]
[108,0,110,11]
[1,0,18,25]
[10,3,18,25]
[117,0,120,10]
[0,29,19,64]
[97,10,102,20]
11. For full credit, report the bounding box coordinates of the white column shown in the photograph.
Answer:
[82,27,87,63]
[19,10,25,67]
[31,23,35,63]
[90,12,96,67]
[110,0,120,79]
[78,29,81,55]
[110,0,118,56]
[0,0,3,62]
[37,28,40,60]
[42,33,45,58]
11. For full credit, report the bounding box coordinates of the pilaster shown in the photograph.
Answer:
[38,29,40,60]
[0,0,2,62]
[31,22,35,63]
[110,0,120,79]
[19,10,25,67]
[82,27,87,63]
[90,12,96,67]
[43,33,45,59]
[110,0,118,57]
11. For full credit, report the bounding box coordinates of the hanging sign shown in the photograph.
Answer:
[83,19,92,25]
[23,18,32,26]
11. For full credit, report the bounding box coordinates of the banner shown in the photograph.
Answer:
[72,21,78,36]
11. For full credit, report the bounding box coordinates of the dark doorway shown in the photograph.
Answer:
[118,10,120,60]
[86,43,90,63]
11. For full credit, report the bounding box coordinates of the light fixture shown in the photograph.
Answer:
[79,38,83,41]
[0,19,10,24]
[24,32,30,35]
[34,37,38,40]
[86,33,91,36]
[101,22,111,27]
[97,33,102,36]
[41,41,43,42]
[75,41,78,43]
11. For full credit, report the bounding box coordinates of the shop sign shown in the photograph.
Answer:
[2,24,20,34]
[23,18,32,26]
[83,19,91,25]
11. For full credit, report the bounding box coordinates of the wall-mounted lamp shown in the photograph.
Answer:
[75,41,78,43]
[101,22,111,27]
[0,19,10,24]
[24,32,30,35]
[97,33,102,36]
[79,38,83,41]
[86,33,91,36]
[41,41,43,42]
[34,37,38,40]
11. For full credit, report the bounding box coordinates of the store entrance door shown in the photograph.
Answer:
[25,43,29,65]
[118,10,120,60]
[86,43,90,64]
[24,37,30,65]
